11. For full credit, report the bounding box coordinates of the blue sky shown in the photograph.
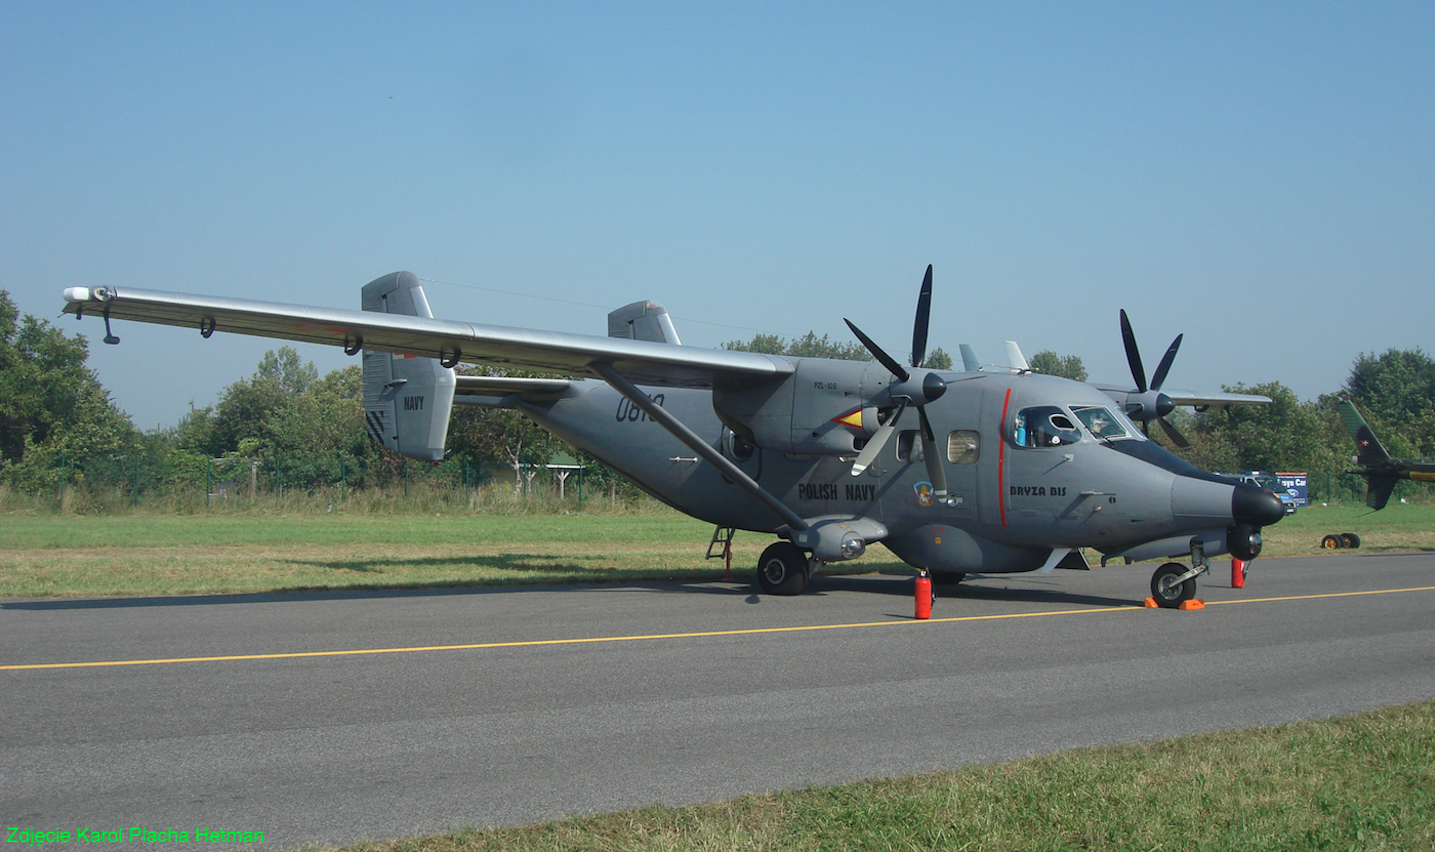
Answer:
[3,2,1431,429]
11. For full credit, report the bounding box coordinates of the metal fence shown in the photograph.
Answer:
[9,450,603,510]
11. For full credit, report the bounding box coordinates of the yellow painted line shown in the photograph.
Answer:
[1202,585,1435,606]
[4,585,1433,672]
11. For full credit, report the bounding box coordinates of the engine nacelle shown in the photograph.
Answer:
[712,359,883,456]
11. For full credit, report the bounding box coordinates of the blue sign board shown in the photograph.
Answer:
[1276,472,1309,507]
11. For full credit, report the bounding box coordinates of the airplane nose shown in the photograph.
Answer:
[1232,484,1286,527]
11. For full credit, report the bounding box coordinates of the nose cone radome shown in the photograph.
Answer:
[1171,475,1239,525]
[1233,484,1286,527]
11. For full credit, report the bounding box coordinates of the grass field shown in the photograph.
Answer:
[325,699,1435,852]
[2,501,1432,599]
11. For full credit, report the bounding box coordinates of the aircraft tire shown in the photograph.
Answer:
[1320,534,1345,549]
[1150,562,1195,608]
[931,572,967,586]
[756,542,808,596]
[1341,532,1361,549]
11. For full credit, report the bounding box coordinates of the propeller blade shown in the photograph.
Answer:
[917,406,948,500]
[850,400,907,476]
[1119,309,1148,394]
[911,264,933,368]
[1156,416,1191,450]
[1150,334,1182,391]
[845,319,910,383]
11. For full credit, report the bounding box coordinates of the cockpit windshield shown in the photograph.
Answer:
[1014,404,1144,448]
[1070,405,1136,440]
[1014,406,1082,447]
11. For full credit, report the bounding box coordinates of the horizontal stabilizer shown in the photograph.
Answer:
[452,375,573,407]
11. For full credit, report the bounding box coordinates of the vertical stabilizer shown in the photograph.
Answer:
[959,344,982,373]
[360,272,456,462]
[608,301,682,345]
[1337,398,1394,468]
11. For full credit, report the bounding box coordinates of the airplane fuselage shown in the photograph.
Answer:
[515,367,1261,575]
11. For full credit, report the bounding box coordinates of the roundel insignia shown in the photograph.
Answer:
[914,481,934,507]
[832,408,864,430]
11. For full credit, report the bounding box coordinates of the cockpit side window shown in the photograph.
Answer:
[1071,405,1132,440]
[1014,406,1081,448]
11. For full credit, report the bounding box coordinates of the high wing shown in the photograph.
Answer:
[60,275,790,389]
[1090,384,1273,409]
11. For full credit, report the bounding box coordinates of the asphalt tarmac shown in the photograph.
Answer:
[3,552,1433,848]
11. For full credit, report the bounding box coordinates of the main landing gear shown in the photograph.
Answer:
[756,541,813,596]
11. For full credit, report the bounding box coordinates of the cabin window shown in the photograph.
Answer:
[895,431,924,462]
[947,430,980,464]
[1014,406,1080,447]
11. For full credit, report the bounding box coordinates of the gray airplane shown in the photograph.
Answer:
[61,266,1285,607]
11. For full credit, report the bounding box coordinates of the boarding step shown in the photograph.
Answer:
[706,526,736,560]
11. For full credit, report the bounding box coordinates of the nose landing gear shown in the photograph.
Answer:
[1148,540,1212,609]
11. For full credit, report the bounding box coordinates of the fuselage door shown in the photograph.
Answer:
[1003,402,1085,530]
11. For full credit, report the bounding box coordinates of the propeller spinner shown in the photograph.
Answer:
[844,265,954,505]
[1119,308,1189,449]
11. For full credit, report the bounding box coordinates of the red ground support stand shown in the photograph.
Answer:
[915,570,933,620]
[1231,558,1246,589]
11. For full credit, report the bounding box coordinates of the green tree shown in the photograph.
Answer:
[200,347,376,490]
[0,291,137,489]
[1185,382,1330,474]
[722,332,952,368]
[723,331,872,361]
[445,366,559,492]
[1029,350,1089,382]
[923,348,954,370]
[265,364,370,487]
[1341,348,1435,458]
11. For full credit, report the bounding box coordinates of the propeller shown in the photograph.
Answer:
[845,265,952,504]
[1118,309,1189,449]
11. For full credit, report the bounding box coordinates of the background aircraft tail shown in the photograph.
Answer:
[360,272,456,462]
[1336,398,1399,509]
[1337,398,1394,468]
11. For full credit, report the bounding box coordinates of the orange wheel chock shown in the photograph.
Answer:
[1178,599,1206,611]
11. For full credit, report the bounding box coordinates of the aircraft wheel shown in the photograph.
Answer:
[1320,534,1345,549]
[756,542,808,596]
[1150,562,1195,609]
[931,572,967,586]
[1341,532,1361,549]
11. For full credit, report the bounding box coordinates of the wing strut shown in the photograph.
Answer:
[592,363,809,533]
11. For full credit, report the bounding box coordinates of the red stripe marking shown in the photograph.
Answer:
[998,387,1011,527]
